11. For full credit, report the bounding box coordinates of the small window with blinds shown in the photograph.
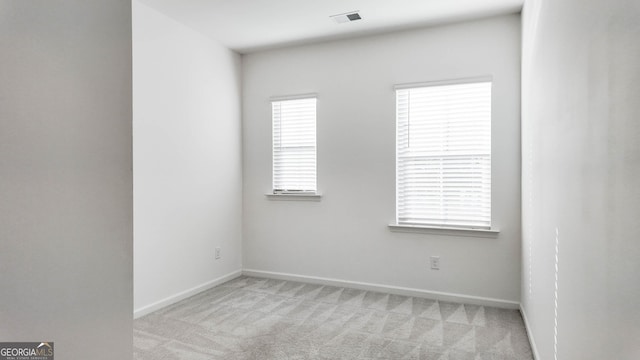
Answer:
[395,79,492,229]
[272,96,317,194]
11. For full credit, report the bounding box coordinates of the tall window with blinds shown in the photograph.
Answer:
[395,80,492,229]
[272,96,317,194]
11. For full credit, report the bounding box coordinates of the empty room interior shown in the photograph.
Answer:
[1,0,639,359]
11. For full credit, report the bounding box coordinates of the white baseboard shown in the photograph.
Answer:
[133,269,242,319]
[133,268,522,319]
[242,269,520,309]
[520,304,540,360]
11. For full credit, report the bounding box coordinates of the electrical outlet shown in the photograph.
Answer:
[430,256,440,270]
[215,247,221,260]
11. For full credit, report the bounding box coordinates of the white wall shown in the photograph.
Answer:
[243,15,522,304]
[133,1,243,315]
[521,0,640,358]
[0,1,133,359]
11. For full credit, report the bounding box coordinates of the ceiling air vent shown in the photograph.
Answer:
[330,11,362,24]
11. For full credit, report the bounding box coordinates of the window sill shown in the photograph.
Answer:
[388,224,500,238]
[266,193,322,201]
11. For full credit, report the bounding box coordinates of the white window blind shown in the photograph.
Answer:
[272,96,317,193]
[396,80,492,229]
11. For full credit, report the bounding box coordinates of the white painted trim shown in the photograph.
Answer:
[266,193,322,201]
[520,304,541,360]
[133,269,242,319]
[270,93,317,102]
[394,75,493,90]
[242,269,519,309]
[388,223,499,238]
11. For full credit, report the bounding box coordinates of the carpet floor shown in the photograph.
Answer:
[134,276,534,359]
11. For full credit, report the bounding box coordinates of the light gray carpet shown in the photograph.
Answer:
[134,276,533,359]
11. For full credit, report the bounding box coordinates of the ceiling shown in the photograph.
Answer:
[137,0,524,53]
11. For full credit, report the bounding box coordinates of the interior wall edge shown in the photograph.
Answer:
[134,269,243,319]
[519,304,540,360]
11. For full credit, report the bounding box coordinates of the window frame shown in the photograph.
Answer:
[269,94,319,198]
[392,77,495,232]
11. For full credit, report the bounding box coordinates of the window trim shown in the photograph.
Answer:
[265,192,323,201]
[270,93,318,102]
[388,223,499,238]
[394,76,493,90]
[393,76,494,230]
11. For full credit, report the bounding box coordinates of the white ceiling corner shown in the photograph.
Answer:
[136,0,524,53]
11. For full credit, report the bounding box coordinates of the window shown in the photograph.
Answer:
[272,96,317,194]
[395,79,492,229]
